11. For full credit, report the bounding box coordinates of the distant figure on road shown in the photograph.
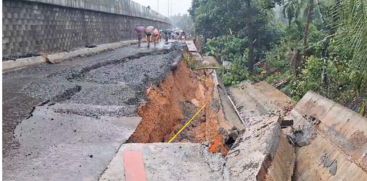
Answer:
[145,26,154,48]
[134,25,145,48]
[181,31,186,40]
[152,28,160,47]
[175,31,180,40]
[163,30,169,43]
[171,32,176,40]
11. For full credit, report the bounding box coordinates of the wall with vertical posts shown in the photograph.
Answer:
[2,0,170,59]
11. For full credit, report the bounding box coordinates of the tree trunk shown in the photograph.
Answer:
[291,49,302,76]
[303,0,314,54]
[248,39,255,72]
[246,0,255,72]
[288,17,292,27]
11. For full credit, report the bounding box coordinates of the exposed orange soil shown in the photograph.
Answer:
[128,61,228,154]
[209,135,230,156]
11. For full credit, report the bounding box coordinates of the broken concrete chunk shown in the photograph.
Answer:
[280,118,294,128]
[100,143,226,181]
[290,91,367,180]
[225,116,295,181]
[285,110,317,147]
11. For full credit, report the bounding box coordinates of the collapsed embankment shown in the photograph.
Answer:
[103,43,367,180]
[128,55,232,155]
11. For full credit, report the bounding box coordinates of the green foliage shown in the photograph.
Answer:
[204,35,250,86]
[205,36,248,62]
[333,0,367,72]
[192,0,283,74]
[282,0,304,26]
[191,0,244,38]
[189,0,201,19]
[289,56,364,103]
[265,40,291,70]
[183,52,198,70]
[191,0,367,115]
[284,20,304,43]
[360,101,366,116]
[307,25,328,56]
[220,54,250,86]
[266,70,292,84]
[289,56,324,100]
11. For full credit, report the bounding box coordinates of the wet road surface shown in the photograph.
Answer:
[3,42,182,180]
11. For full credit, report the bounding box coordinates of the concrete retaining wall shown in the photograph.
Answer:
[3,0,170,59]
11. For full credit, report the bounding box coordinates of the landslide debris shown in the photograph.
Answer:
[128,58,232,155]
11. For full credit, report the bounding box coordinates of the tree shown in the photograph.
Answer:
[188,0,201,19]
[190,0,367,115]
[191,0,248,39]
[334,0,367,69]
[282,0,303,26]
[332,0,367,93]
[303,0,315,53]
[191,0,280,71]
[244,0,257,72]
[281,0,320,75]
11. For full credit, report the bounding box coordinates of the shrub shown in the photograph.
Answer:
[205,35,248,62]
[219,54,250,86]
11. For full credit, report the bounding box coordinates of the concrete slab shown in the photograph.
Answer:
[186,40,198,52]
[202,56,220,66]
[225,116,295,181]
[101,116,294,181]
[3,40,137,72]
[3,104,141,181]
[229,81,294,127]
[223,82,296,180]
[239,82,294,114]
[100,143,226,181]
[295,132,367,180]
[191,52,203,62]
[228,83,367,180]
[47,41,137,64]
[229,82,267,125]
[252,81,295,112]
[3,56,47,72]
[289,91,367,180]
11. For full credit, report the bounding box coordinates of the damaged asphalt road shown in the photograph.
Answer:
[2,42,183,180]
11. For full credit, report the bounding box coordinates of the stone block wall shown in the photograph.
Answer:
[3,0,170,59]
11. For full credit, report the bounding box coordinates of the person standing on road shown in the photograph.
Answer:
[145,26,154,48]
[134,25,145,48]
[181,31,186,40]
[152,28,160,47]
[163,30,169,43]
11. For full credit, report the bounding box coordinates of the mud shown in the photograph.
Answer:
[128,60,229,154]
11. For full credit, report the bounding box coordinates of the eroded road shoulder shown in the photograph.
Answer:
[3,43,182,180]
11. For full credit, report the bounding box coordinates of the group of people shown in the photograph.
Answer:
[134,25,161,48]
[134,25,187,48]
[169,31,187,40]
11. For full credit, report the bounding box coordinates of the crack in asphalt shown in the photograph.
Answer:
[66,49,170,82]
[3,42,189,181]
